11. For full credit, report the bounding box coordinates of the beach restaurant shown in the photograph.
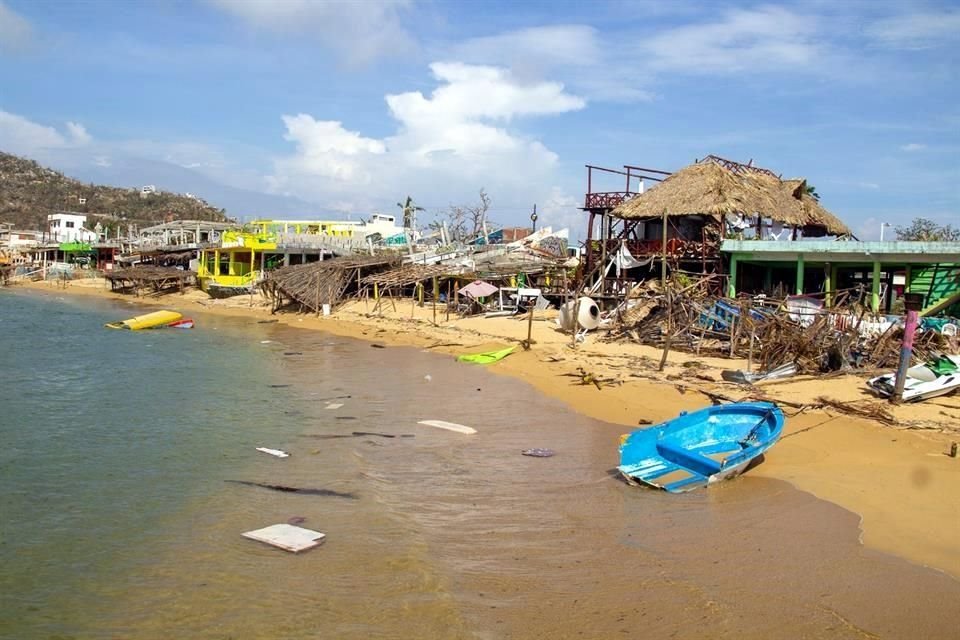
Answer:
[722,240,960,316]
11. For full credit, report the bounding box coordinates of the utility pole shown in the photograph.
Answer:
[530,204,538,232]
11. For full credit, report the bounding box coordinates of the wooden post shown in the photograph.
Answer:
[599,213,607,295]
[571,295,581,349]
[432,276,438,325]
[658,288,672,371]
[893,294,923,404]
[445,281,451,322]
[315,274,322,317]
[660,208,668,287]
[525,304,534,349]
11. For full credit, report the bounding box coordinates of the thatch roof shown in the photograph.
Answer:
[611,158,851,236]
[781,179,852,236]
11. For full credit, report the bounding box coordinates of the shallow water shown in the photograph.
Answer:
[1,289,958,639]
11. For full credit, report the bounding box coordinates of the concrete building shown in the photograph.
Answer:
[722,240,960,316]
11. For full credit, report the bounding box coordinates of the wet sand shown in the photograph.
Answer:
[67,322,960,639]
[13,278,960,583]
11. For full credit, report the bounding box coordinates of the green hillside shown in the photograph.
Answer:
[0,151,232,233]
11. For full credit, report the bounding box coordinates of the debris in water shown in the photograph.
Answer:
[226,480,356,499]
[260,340,272,344]
[335,416,357,420]
[269,384,291,388]
[417,420,477,435]
[255,447,289,458]
[522,448,555,458]
[287,516,307,525]
[283,351,303,356]
[300,432,414,440]
[371,343,386,349]
[424,374,432,382]
[257,319,279,324]
[325,402,344,410]
[242,523,325,553]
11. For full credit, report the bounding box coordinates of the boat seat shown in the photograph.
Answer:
[656,440,723,476]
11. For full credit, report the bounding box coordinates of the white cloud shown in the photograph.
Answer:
[0,1,31,53]
[207,0,415,66]
[900,142,927,152]
[644,6,821,72]
[538,187,584,238]
[0,110,92,155]
[65,122,91,145]
[267,63,585,220]
[865,10,960,50]
[454,25,602,69]
[454,25,653,102]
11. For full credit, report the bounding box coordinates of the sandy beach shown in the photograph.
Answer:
[15,276,960,579]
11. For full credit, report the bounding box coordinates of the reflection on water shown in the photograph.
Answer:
[1,290,958,640]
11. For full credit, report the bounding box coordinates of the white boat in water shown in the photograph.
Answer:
[867,354,960,402]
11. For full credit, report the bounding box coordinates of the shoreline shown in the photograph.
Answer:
[8,277,960,579]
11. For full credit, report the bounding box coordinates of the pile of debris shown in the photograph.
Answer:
[603,276,955,374]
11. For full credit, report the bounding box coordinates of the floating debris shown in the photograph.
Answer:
[255,447,289,458]
[283,351,303,356]
[226,480,356,499]
[242,523,326,553]
[417,420,477,435]
[325,403,344,410]
[521,448,555,458]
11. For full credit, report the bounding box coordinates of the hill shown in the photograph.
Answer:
[0,151,233,233]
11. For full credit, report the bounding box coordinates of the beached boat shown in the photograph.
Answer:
[105,310,183,330]
[618,401,785,493]
[866,354,960,402]
[167,318,195,329]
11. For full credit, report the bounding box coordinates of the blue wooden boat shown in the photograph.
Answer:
[618,402,785,493]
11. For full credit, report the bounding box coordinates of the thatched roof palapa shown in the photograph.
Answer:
[781,179,851,237]
[611,156,851,236]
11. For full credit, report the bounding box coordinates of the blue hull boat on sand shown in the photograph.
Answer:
[618,402,785,493]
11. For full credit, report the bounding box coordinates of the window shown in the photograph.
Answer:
[66,221,75,228]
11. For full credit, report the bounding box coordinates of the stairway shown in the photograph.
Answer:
[912,264,960,317]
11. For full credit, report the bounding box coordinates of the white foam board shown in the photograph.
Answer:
[255,447,289,458]
[417,420,477,434]
[242,524,326,553]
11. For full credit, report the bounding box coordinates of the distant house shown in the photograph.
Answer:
[47,212,98,243]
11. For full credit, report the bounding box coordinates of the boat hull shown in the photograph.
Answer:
[867,356,960,402]
[105,310,183,330]
[618,401,784,493]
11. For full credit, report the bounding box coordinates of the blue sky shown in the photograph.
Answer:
[1,0,957,239]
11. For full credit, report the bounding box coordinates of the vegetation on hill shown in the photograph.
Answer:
[0,151,232,233]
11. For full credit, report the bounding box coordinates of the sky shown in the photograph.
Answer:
[0,0,957,240]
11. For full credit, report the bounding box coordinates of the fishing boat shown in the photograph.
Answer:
[618,401,785,493]
[866,354,960,402]
[105,310,183,330]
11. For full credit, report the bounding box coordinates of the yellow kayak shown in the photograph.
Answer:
[105,310,183,330]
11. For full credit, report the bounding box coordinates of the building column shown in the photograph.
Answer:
[871,260,881,312]
[727,255,738,298]
[904,265,912,293]
[824,263,832,307]
[795,253,805,295]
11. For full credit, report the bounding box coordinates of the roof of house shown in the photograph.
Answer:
[610,156,852,236]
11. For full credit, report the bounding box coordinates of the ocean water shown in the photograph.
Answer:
[1,288,958,640]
